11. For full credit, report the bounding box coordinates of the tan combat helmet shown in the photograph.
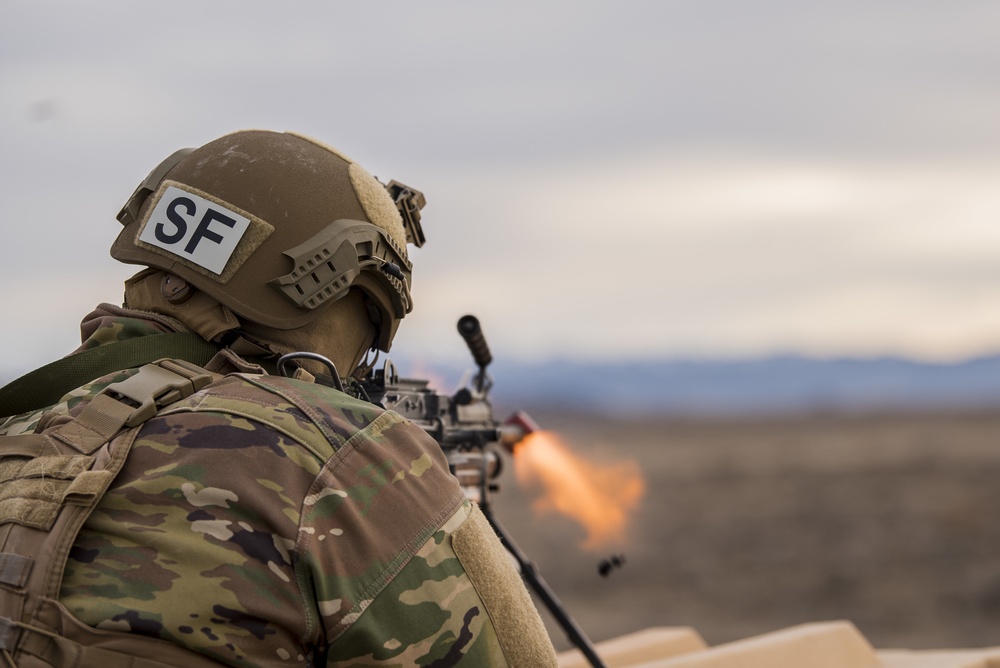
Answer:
[112,130,425,358]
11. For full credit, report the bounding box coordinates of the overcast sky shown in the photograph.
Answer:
[3,1,1000,372]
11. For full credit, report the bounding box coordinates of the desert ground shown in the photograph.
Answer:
[488,408,1000,653]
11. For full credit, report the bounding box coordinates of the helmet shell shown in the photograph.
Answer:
[111,130,410,349]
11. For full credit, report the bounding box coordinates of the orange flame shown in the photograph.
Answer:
[513,431,644,550]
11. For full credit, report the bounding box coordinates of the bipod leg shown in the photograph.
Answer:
[481,506,607,668]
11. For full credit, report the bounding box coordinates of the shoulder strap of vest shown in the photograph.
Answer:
[0,359,227,668]
[0,333,220,421]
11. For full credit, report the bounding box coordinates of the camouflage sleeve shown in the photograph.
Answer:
[299,412,557,667]
[323,500,507,666]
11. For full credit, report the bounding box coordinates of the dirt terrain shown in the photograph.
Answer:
[488,408,1000,652]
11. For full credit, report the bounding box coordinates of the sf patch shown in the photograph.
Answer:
[139,183,253,275]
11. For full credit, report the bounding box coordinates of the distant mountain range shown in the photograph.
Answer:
[389,353,1000,416]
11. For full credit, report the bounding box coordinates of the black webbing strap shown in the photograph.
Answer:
[0,333,221,420]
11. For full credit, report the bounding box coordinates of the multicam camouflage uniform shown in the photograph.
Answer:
[0,306,555,667]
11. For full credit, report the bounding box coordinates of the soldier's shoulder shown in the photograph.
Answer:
[158,372,389,456]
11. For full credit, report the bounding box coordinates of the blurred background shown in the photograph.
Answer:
[3,0,1000,652]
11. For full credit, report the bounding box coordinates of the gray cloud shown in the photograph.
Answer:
[2,1,1000,370]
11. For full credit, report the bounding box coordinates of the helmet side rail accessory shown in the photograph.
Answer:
[385,180,426,248]
[268,219,412,350]
[116,148,196,227]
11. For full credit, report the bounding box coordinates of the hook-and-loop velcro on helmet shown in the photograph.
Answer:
[110,130,421,351]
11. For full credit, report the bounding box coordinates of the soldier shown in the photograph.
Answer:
[0,130,557,667]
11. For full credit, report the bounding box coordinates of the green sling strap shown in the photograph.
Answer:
[0,333,221,421]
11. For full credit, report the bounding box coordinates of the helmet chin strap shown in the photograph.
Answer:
[125,267,379,381]
[352,346,380,380]
[238,288,378,379]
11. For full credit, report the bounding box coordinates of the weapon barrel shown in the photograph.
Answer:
[498,411,541,451]
[457,315,493,369]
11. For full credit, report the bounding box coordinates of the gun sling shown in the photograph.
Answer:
[0,333,220,421]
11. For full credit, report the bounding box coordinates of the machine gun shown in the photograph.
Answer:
[359,315,608,668]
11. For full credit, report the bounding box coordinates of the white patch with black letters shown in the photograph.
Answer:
[139,185,251,275]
